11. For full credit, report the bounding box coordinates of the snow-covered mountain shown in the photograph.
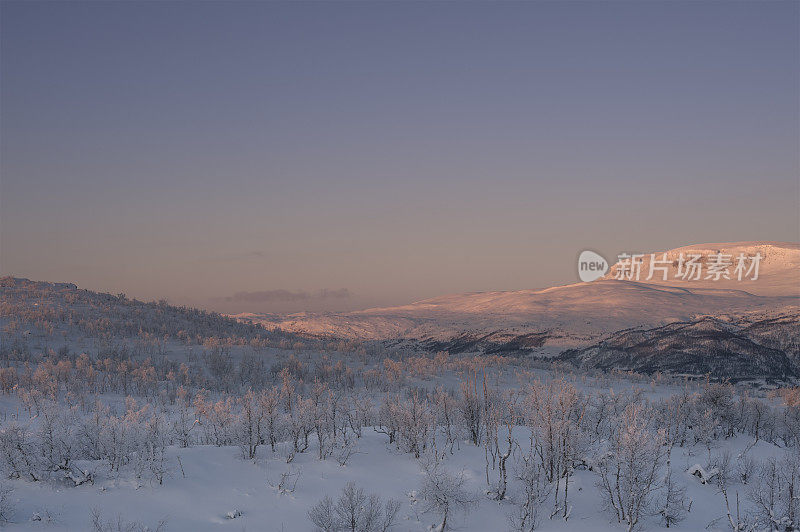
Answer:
[603,241,800,296]
[559,311,800,382]
[234,242,800,355]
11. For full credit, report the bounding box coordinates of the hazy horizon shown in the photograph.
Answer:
[2,1,799,314]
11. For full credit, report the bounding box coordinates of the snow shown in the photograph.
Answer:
[2,427,791,531]
[234,242,799,349]
[686,464,718,485]
[604,241,800,296]
[1,243,798,532]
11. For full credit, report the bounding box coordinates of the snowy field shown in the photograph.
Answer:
[0,278,797,531]
[3,429,794,532]
[0,347,797,532]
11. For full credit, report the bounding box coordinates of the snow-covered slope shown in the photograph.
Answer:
[604,241,800,296]
[559,312,800,381]
[234,242,800,351]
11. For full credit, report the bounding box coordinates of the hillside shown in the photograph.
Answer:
[235,242,799,354]
[0,276,293,349]
[559,311,800,382]
[603,241,800,296]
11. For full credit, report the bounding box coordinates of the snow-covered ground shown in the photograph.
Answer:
[4,429,792,532]
[0,271,798,531]
[604,241,800,297]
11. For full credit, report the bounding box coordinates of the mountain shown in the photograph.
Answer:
[0,276,294,347]
[235,242,799,357]
[558,311,800,382]
[3,242,795,382]
[603,241,799,296]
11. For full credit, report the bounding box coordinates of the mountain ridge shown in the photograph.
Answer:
[234,242,799,352]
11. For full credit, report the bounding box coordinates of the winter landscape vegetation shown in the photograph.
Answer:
[0,242,798,531]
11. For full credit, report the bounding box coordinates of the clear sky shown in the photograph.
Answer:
[1,1,798,313]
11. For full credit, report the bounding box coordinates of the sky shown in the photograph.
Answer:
[1,1,798,314]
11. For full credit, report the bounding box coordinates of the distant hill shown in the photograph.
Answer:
[0,276,285,346]
[558,311,800,382]
[234,242,799,350]
[3,242,798,381]
[230,242,799,380]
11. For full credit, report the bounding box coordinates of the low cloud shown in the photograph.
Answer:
[225,288,351,303]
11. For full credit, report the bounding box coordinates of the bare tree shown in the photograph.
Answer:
[459,373,482,446]
[309,495,336,532]
[523,378,587,519]
[748,452,799,531]
[397,390,434,459]
[134,411,169,485]
[260,387,282,452]
[308,481,400,532]
[595,403,664,532]
[434,387,457,455]
[237,389,266,459]
[335,482,371,532]
[486,392,516,501]
[713,452,747,532]
[172,386,197,448]
[310,380,332,460]
[419,458,476,531]
[0,483,13,523]
[89,508,167,532]
[659,467,688,528]
[658,395,689,527]
[508,453,551,531]
[0,422,40,481]
[287,398,314,457]
[346,392,373,440]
